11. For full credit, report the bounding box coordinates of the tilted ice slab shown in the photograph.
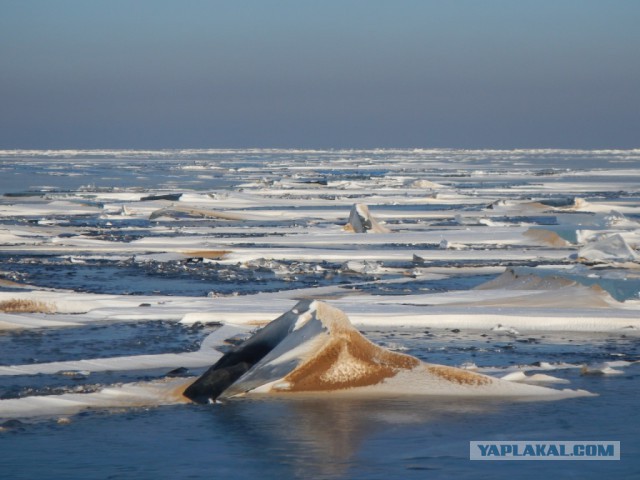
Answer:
[183,300,591,403]
[344,203,391,233]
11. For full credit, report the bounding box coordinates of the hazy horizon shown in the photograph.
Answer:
[2,1,639,150]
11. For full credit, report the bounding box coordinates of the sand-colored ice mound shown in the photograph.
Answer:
[523,228,572,247]
[0,299,56,314]
[183,300,591,403]
[473,268,616,308]
[343,204,390,233]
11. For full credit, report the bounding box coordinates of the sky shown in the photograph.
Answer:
[1,0,639,149]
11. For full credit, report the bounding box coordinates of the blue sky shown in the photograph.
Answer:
[1,0,638,149]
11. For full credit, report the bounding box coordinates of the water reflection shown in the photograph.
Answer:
[208,395,500,478]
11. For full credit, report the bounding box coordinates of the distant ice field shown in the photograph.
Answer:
[0,149,639,479]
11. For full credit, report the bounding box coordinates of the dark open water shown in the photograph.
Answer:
[2,370,639,480]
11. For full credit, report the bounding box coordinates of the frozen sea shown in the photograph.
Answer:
[1,149,639,479]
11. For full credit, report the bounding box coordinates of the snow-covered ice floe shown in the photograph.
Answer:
[183,300,592,403]
[0,300,595,420]
[0,378,193,421]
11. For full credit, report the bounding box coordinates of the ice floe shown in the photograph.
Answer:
[0,378,192,420]
[183,300,591,403]
[500,372,571,384]
[580,364,626,376]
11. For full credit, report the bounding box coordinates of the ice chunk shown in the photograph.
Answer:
[501,371,570,384]
[439,239,466,250]
[523,228,572,247]
[578,233,639,263]
[491,324,520,336]
[580,364,625,375]
[183,300,592,403]
[411,179,444,190]
[344,204,391,234]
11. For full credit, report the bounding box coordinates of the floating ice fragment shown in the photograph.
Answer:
[439,239,466,250]
[140,193,183,202]
[490,324,520,336]
[603,210,633,227]
[460,362,479,371]
[411,179,444,190]
[340,260,382,274]
[580,364,625,375]
[343,204,391,234]
[501,371,570,384]
[537,197,587,209]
